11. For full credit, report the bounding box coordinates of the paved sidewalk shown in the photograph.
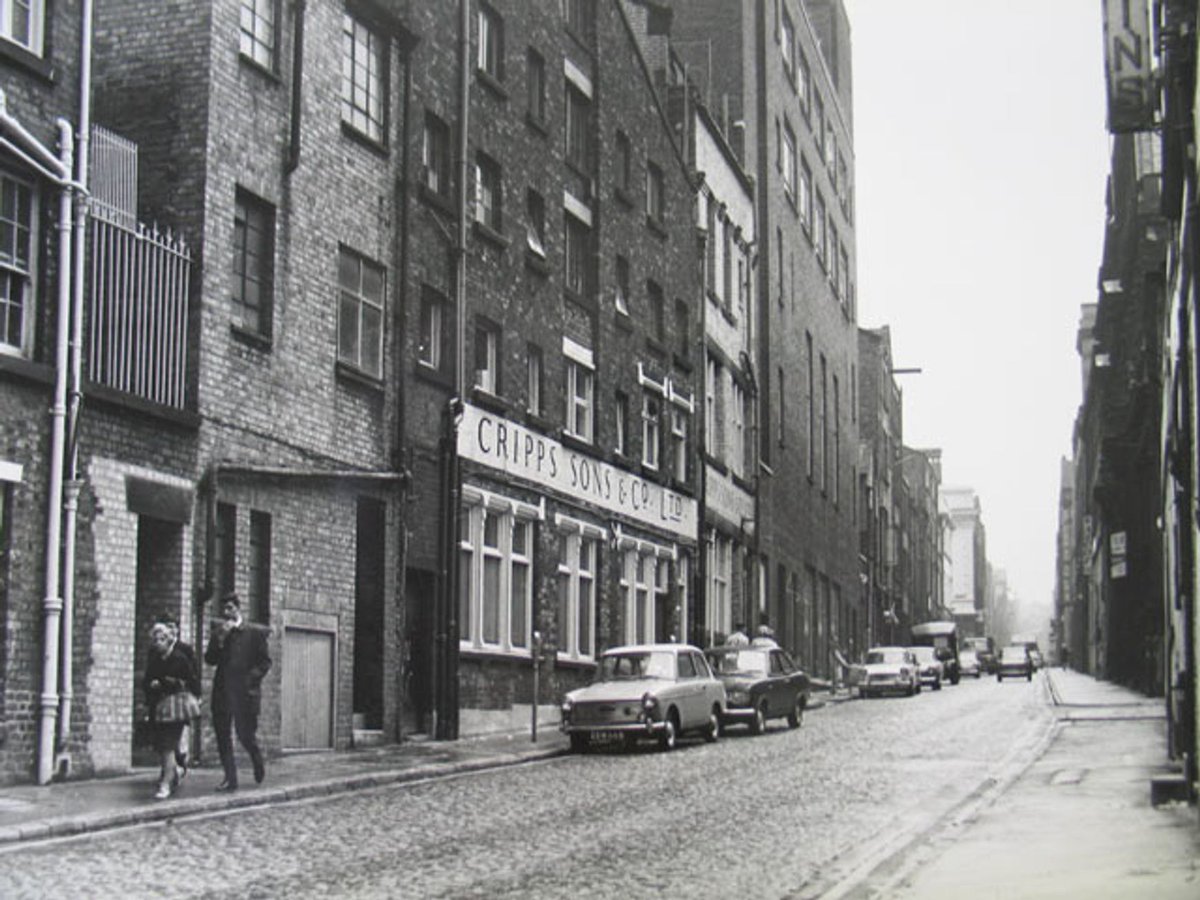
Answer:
[0,728,570,846]
[882,667,1200,900]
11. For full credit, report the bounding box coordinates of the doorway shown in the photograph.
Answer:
[353,497,385,731]
[403,568,435,735]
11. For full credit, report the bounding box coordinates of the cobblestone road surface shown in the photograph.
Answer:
[0,675,1051,899]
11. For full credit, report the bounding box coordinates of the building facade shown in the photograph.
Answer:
[940,486,986,639]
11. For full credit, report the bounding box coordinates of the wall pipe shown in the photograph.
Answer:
[35,121,75,785]
[57,0,95,775]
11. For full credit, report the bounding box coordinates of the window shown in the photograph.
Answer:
[418,287,448,371]
[806,334,814,477]
[833,375,841,503]
[782,121,796,198]
[820,354,829,493]
[778,365,786,448]
[247,510,271,625]
[826,124,837,174]
[814,93,826,159]
[670,407,688,482]
[565,84,591,170]
[474,152,503,231]
[722,218,733,309]
[705,355,723,458]
[477,3,504,81]
[526,344,543,415]
[564,0,595,39]
[839,246,850,305]
[215,503,237,600]
[337,247,385,379]
[675,299,689,360]
[615,255,630,315]
[460,494,537,653]
[557,526,598,660]
[341,12,386,144]
[232,189,275,338]
[780,5,795,79]
[814,192,827,267]
[564,212,589,296]
[527,48,546,120]
[564,339,595,442]
[645,161,664,223]
[615,391,629,455]
[642,392,661,470]
[616,131,632,194]
[422,113,452,197]
[1,0,44,56]
[0,171,35,357]
[623,548,665,645]
[798,48,811,117]
[731,380,746,478]
[239,0,277,70]
[526,190,547,257]
[647,280,665,344]
[829,222,840,292]
[799,156,812,232]
[473,319,499,394]
[708,533,731,640]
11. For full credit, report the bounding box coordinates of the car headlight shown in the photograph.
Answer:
[642,692,659,712]
[561,698,574,715]
[728,689,748,704]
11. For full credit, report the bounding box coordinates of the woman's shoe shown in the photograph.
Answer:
[154,783,171,800]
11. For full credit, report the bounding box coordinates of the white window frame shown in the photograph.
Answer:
[0,170,36,358]
[474,323,498,394]
[564,337,595,443]
[341,12,385,143]
[782,122,796,198]
[642,391,661,470]
[526,345,542,415]
[459,488,543,655]
[337,247,385,378]
[731,380,746,478]
[555,515,605,661]
[707,531,732,645]
[1,0,44,57]
[615,392,629,456]
[477,3,502,80]
[619,536,673,646]
[670,406,687,483]
[418,291,444,370]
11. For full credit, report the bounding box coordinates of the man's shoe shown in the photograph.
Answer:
[154,784,171,800]
[215,780,238,793]
[253,758,265,784]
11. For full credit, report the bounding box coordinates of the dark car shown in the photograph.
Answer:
[996,645,1033,682]
[705,645,810,734]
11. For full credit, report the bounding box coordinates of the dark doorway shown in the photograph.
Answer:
[403,568,435,735]
[131,515,185,763]
[353,498,385,731]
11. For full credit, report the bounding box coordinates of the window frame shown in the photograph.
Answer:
[476,2,504,82]
[557,525,599,662]
[341,10,388,145]
[336,245,386,380]
[422,112,452,198]
[418,286,449,373]
[1,0,45,57]
[642,391,661,471]
[232,187,275,340]
[565,82,591,172]
[474,151,503,233]
[0,169,37,358]
[526,343,543,416]
[564,340,595,443]
[645,160,665,223]
[239,0,279,72]
[473,317,501,396]
[526,47,546,121]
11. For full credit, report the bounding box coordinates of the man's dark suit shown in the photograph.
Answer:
[205,620,271,786]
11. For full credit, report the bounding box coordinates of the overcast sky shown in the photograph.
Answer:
[841,0,1111,629]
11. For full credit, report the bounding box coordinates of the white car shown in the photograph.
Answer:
[908,645,944,690]
[560,644,726,752]
[858,646,920,698]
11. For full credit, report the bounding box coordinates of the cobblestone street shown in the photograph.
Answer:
[0,678,1052,899]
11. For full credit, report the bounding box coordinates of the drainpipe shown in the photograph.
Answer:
[36,121,75,785]
[56,0,95,777]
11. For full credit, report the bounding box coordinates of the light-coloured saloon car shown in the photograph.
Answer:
[560,644,726,752]
[858,646,921,698]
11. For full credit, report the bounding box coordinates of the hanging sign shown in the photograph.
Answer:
[1102,0,1154,132]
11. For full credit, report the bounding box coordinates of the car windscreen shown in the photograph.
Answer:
[866,649,906,665]
[999,647,1027,661]
[909,647,935,662]
[599,651,675,681]
[707,650,769,676]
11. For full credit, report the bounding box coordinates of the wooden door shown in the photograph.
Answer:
[282,627,334,749]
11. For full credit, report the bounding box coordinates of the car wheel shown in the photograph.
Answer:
[1027,671,1032,682]
[658,712,679,751]
[787,695,805,728]
[569,733,590,754]
[703,706,721,743]
[933,676,942,691]
[997,674,1003,682]
[749,702,766,735]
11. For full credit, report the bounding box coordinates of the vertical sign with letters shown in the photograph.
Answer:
[1102,0,1154,132]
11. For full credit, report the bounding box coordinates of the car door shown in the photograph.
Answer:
[675,650,702,728]
[767,650,787,713]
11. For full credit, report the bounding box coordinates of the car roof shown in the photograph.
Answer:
[867,646,908,653]
[602,643,700,655]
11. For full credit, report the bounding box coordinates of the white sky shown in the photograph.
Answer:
[841,0,1111,628]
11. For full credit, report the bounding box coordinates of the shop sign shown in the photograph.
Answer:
[1102,0,1154,132]
[458,403,698,540]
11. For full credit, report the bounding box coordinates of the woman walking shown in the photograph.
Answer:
[144,620,201,800]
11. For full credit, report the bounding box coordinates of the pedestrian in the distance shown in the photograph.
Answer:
[205,592,272,792]
[144,620,201,800]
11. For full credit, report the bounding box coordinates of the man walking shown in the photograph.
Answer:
[205,592,271,791]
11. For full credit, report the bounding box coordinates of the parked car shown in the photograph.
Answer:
[858,646,920,698]
[910,621,961,684]
[560,644,725,752]
[963,636,997,674]
[908,645,944,690]
[996,645,1033,682]
[705,644,810,734]
[958,648,982,678]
